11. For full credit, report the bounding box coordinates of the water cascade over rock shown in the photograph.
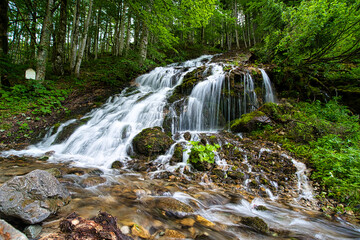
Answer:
[1,55,359,239]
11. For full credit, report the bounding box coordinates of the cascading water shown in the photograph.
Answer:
[260,68,276,103]
[179,64,225,131]
[1,55,358,240]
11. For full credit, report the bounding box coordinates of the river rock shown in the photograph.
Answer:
[195,215,215,227]
[169,143,184,165]
[162,229,186,239]
[79,176,106,188]
[0,219,28,240]
[132,127,174,157]
[24,224,42,239]
[241,216,269,233]
[131,224,150,239]
[0,169,70,224]
[111,160,123,169]
[45,168,62,178]
[230,111,271,133]
[142,197,194,217]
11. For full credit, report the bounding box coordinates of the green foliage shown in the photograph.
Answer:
[253,0,360,67]
[188,141,220,164]
[251,98,360,210]
[0,80,69,116]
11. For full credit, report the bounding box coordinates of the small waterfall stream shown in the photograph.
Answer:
[1,55,359,239]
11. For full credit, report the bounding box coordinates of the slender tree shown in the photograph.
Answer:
[0,0,9,87]
[54,0,67,76]
[74,0,93,77]
[36,0,54,81]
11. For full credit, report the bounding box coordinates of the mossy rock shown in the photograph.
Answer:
[170,143,184,165]
[241,216,269,234]
[259,102,293,122]
[168,67,205,103]
[230,111,271,133]
[53,118,90,144]
[132,127,174,157]
[228,171,245,180]
[111,161,123,169]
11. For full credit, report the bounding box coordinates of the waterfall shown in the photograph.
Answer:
[260,68,276,103]
[179,64,225,131]
[243,72,258,114]
[1,55,277,169]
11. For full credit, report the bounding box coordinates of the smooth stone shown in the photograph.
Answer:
[0,169,70,224]
[0,219,28,240]
[24,225,42,239]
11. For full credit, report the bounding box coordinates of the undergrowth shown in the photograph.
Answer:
[252,98,360,212]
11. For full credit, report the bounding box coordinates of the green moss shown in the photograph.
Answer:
[230,111,267,132]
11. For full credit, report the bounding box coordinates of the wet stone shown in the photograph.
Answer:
[161,229,186,239]
[24,224,42,239]
[178,217,195,227]
[0,219,28,240]
[195,215,215,227]
[131,224,150,239]
[111,161,123,169]
[241,216,269,234]
[80,176,106,188]
[45,168,62,178]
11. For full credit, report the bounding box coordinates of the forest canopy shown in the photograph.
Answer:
[0,0,359,86]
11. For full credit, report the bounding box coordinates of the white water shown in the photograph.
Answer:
[179,64,225,131]
[2,55,213,169]
[260,68,276,103]
[2,56,360,239]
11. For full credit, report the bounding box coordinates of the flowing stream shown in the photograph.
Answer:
[1,55,360,239]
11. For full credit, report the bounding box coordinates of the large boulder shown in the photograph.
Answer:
[230,110,271,133]
[0,169,70,224]
[132,127,173,157]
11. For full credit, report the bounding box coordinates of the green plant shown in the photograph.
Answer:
[187,141,220,164]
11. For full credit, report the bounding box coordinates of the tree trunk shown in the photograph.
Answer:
[251,14,256,45]
[70,0,80,71]
[124,11,131,55]
[234,0,240,49]
[30,2,37,60]
[247,14,251,47]
[74,0,93,77]
[36,0,54,81]
[134,18,140,49]
[139,22,149,64]
[0,0,8,56]
[94,7,101,59]
[0,0,10,87]
[113,13,119,56]
[101,22,108,53]
[53,0,67,76]
[118,1,126,56]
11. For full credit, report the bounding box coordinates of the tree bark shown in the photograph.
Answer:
[139,21,149,64]
[94,7,101,59]
[0,0,8,56]
[36,0,54,81]
[0,0,10,87]
[53,0,67,76]
[70,0,80,71]
[124,11,131,55]
[74,0,93,77]
[234,0,240,49]
[118,1,126,56]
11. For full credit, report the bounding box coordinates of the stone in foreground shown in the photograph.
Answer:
[0,219,28,240]
[0,169,70,224]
